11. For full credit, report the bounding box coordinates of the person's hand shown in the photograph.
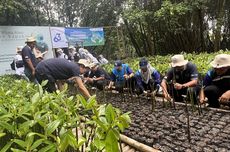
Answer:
[143,90,148,96]
[174,83,183,90]
[88,78,94,83]
[199,97,207,104]
[32,69,35,77]
[123,74,129,79]
[219,91,230,104]
[164,93,172,101]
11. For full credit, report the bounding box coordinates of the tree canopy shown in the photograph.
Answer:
[0,0,229,58]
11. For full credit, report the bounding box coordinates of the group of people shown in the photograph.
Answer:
[12,36,230,108]
[107,54,230,108]
[55,46,108,65]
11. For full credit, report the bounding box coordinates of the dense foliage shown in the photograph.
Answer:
[103,50,230,76]
[0,75,131,151]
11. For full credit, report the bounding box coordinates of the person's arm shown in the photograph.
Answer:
[74,77,91,99]
[108,72,115,89]
[152,70,161,85]
[26,59,35,76]
[135,72,145,92]
[161,70,173,100]
[125,65,134,78]
[161,79,171,100]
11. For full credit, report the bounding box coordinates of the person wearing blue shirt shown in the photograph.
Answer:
[200,54,230,108]
[135,58,161,95]
[108,60,134,92]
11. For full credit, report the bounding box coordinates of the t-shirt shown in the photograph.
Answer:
[111,64,133,82]
[22,45,37,68]
[203,69,230,89]
[35,58,80,80]
[88,67,110,80]
[164,62,198,84]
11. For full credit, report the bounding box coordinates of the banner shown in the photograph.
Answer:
[50,27,68,48]
[50,27,105,48]
[0,26,53,75]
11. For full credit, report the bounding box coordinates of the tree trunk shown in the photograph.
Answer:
[214,0,226,51]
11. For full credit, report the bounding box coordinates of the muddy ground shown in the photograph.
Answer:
[97,92,230,152]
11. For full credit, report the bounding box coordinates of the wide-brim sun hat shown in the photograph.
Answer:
[56,48,63,53]
[78,59,90,68]
[89,62,98,69]
[171,54,188,67]
[25,36,36,43]
[16,46,23,53]
[210,54,230,68]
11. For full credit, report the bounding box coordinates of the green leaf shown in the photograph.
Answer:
[13,139,26,149]
[93,137,105,150]
[41,80,48,87]
[38,144,56,152]
[105,104,116,124]
[60,130,78,151]
[86,95,97,109]
[77,136,86,148]
[0,121,14,132]
[77,95,87,108]
[10,148,25,152]
[105,130,119,152]
[31,92,40,104]
[30,139,45,150]
[0,141,13,152]
[0,132,6,138]
[46,119,61,135]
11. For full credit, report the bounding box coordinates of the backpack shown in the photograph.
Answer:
[10,60,15,70]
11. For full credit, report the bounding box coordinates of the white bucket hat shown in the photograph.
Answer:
[210,54,230,68]
[171,54,188,67]
[78,59,90,68]
[25,36,36,43]
[16,46,23,53]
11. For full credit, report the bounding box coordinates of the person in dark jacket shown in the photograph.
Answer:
[22,36,37,82]
[35,58,91,98]
[135,58,161,95]
[161,54,199,103]
[84,62,110,90]
[200,54,230,108]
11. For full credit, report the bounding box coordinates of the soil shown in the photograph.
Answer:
[97,92,230,152]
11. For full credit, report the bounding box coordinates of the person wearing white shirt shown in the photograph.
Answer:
[14,46,25,76]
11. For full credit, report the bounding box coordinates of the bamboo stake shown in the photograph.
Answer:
[120,134,160,152]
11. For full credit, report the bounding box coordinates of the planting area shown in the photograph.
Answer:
[98,93,230,152]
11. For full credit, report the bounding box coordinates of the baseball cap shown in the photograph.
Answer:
[139,58,148,68]
[114,60,122,67]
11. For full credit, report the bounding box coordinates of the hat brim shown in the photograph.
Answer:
[171,60,188,67]
[210,61,230,68]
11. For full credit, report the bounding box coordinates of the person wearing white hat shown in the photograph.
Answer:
[22,36,37,82]
[14,46,25,76]
[35,58,91,98]
[161,54,199,103]
[68,46,77,62]
[200,54,230,108]
[56,48,68,59]
[84,62,110,90]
